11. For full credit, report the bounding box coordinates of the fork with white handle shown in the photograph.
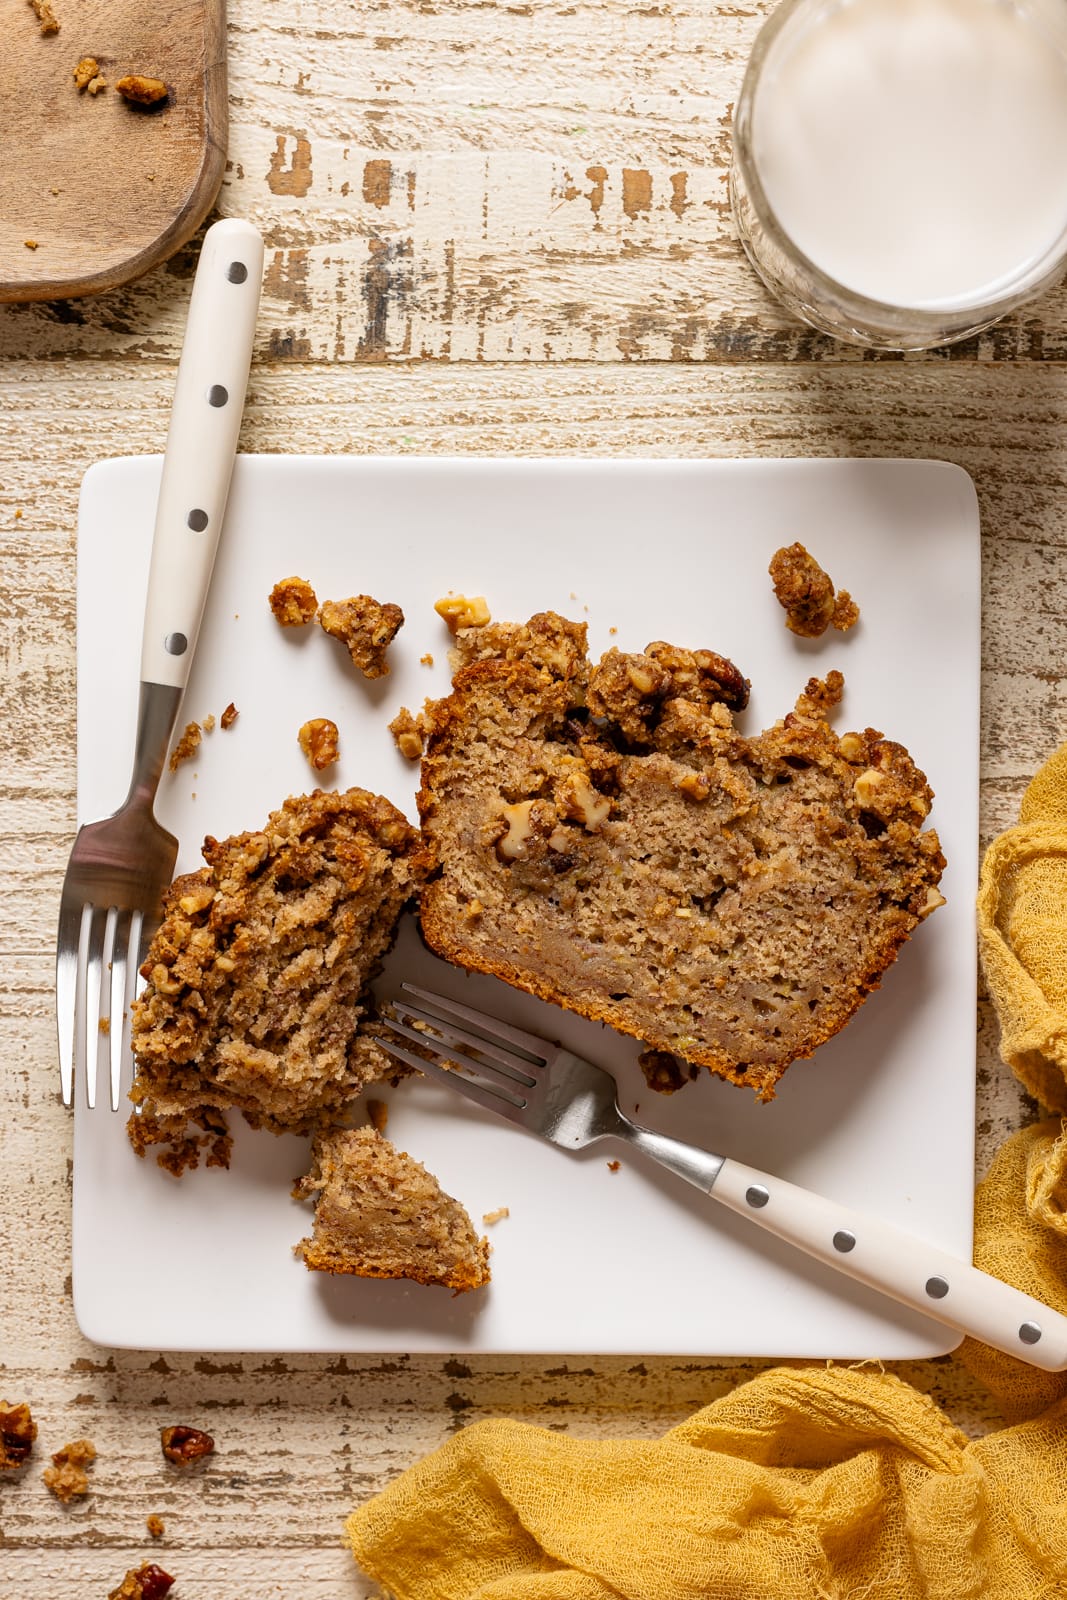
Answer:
[56,218,264,1112]
[381,984,1067,1371]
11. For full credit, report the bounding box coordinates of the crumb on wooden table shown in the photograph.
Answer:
[24,240,38,251]
[42,1438,96,1502]
[482,1206,509,1225]
[115,74,168,105]
[168,721,201,772]
[434,593,491,633]
[0,1401,37,1469]
[146,1513,165,1538]
[269,575,317,627]
[86,72,107,93]
[73,55,99,89]
[319,595,404,678]
[28,0,59,35]
[160,1424,215,1465]
[298,717,339,771]
[220,702,238,730]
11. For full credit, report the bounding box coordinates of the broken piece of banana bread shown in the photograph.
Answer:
[293,1127,490,1292]
[415,613,945,1101]
[129,788,431,1150]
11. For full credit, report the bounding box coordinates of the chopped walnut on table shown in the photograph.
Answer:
[270,575,318,626]
[115,74,168,104]
[482,1206,510,1225]
[42,1438,96,1502]
[434,593,491,633]
[73,56,105,91]
[769,542,860,638]
[319,595,404,678]
[298,717,339,772]
[389,705,426,761]
[161,1424,214,1465]
[0,1401,37,1469]
[108,1564,175,1600]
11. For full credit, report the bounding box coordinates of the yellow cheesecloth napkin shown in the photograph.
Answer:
[346,741,1067,1600]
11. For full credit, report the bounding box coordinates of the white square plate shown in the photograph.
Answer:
[73,456,979,1355]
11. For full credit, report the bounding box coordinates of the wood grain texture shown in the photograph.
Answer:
[1,0,1066,1589]
[1,0,226,302]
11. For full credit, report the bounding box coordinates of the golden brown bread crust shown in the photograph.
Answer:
[129,788,431,1141]
[416,614,945,1101]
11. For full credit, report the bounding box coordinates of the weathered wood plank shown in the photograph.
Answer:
[3,0,1067,363]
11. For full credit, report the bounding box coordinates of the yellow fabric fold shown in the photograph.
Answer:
[977,741,1067,1111]
[346,1364,1067,1600]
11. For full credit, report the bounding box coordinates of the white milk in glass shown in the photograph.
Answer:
[750,0,1067,310]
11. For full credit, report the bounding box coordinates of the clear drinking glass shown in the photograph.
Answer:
[730,0,1067,350]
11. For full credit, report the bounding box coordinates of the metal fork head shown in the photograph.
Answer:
[56,805,176,1112]
[380,984,624,1149]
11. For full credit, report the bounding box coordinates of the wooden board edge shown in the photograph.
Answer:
[0,32,228,306]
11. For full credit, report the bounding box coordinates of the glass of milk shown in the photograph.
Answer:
[730,0,1067,348]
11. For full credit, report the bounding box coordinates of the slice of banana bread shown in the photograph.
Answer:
[416,614,945,1101]
[293,1127,490,1292]
[129,788,431,1142]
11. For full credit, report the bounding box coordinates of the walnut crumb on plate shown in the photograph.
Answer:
[298,717,339,771]
[769,542,860,638]
[482,1206,510,1224]
[269,575,317,626]
[319,595,404,678]
[434,593,490,633]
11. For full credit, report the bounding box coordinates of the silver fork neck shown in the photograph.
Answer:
[122,680,183,811]
[615,1110,726,1194]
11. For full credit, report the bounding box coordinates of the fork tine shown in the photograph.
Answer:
[378,1028,529,1113]
[56,900,85,1108]
[394,1000,539,1086]
[83,904,109,1110]
[108,908,138,1112]
[400,984,552,1064]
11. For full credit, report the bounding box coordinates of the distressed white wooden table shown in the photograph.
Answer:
[2,0,1064,1593]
